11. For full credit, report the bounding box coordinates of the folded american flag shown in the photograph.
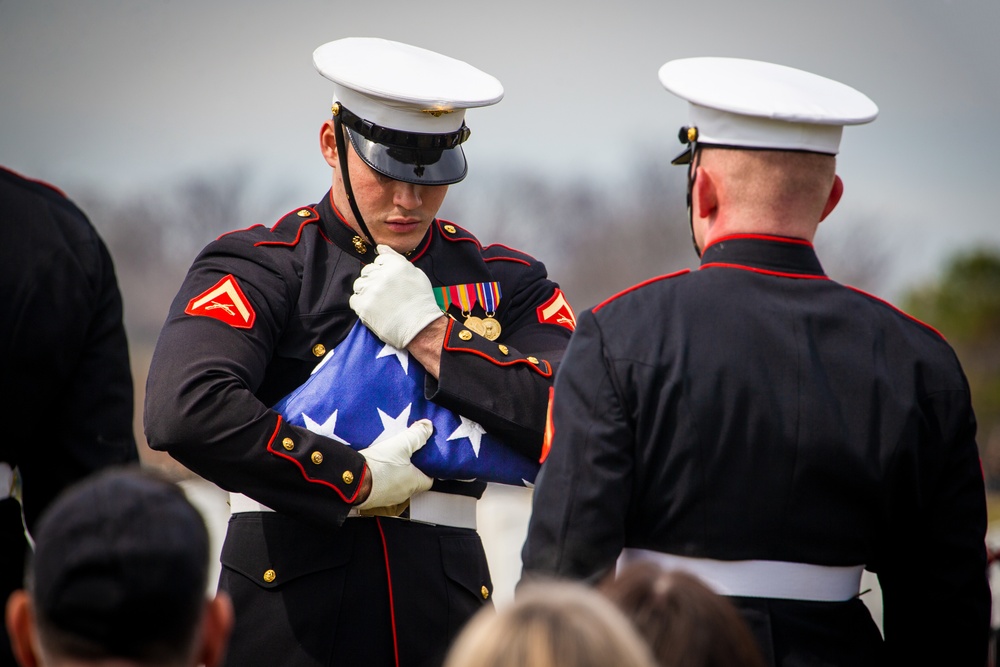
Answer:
[272,322,538,486]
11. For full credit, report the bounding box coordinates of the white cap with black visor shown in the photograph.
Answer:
[657,56,878,253]
[313,38,503,245]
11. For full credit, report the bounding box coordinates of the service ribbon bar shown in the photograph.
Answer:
[476,281,502,314]
[435,282,501,314]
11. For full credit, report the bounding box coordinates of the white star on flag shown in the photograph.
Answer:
[376,343,409,373]
[448,417,487,457]
[371,404,413,445]
[271,322,540,486]
[302,409,350,444]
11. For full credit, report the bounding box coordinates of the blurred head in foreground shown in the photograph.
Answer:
[5,467,233,667]
[443,579,655,667]
[601,562,766,667]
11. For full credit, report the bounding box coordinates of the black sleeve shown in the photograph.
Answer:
[876,382,990,666]
[521,308,633,584]
[429,258,574,461]
[144,236,367,529]
[0,179,138,531]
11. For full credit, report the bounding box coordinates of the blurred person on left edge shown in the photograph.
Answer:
[0,166,138,667]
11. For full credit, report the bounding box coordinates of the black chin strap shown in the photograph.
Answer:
[333,114,376,246]
[686,145,702,257]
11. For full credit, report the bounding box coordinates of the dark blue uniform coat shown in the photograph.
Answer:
[1,166,138,667]
[522,234,989,667]
[145,190,573,667]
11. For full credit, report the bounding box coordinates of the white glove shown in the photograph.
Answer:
[350,245,444,349]
[357,419,434,510]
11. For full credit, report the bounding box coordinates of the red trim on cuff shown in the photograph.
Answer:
[443,319,553,378]
[265,415,362,504]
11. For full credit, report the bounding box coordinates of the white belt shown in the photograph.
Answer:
[0,463,13,501]
[620,548,864,602]
[229,490,477,531]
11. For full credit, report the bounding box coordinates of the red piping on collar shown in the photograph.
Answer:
[698,263,828,280]
[845,286,946,340]
[703,233,813,252]
[593,270,691,313]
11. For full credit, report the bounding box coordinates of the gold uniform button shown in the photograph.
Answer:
[342,470,354,485]
[458,330,473,341]
[263,569,276,583]
[311,451,324,465]
[527,356,539,365]
[282,437,294,451]
[312,343,327,357]
[498,344,509,356]
[481,585,489,599]
[443,224,457,234]
[296,209,311,217]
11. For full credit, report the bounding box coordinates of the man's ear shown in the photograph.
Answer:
[6,591,41,667]
[694,166,719,220]
[196,593,235,667]
[319,120,339,168]
[819,175,844,222]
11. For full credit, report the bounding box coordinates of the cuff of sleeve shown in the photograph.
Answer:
[442,318,553,377]
[266,416,368,504]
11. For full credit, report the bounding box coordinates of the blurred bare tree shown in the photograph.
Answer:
[73,159,909,465]
[78,165,294,343]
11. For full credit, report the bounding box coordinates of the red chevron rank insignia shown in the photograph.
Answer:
[537,289,576,331]
[184,274,256,329]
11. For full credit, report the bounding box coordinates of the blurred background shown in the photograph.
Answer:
[3,0,999,620]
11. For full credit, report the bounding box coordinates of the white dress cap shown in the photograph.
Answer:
[313,37,504,135]
[658,57,878,161]
[313,37,503,184]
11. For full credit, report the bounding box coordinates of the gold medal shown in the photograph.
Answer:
[464,316,487,337]
[481,317,502,341]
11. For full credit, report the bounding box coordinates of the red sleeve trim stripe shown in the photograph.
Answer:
[265,415,361,503]
[593,270,691,313]
[442,319,553,377]
[845,285,947,340]
[699,263,830,280]
[376,518,401,667]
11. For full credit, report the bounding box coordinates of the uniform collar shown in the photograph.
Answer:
[316,190,434,263]
[699,234,825,277]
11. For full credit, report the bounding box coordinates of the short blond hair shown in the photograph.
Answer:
[701,147,836,226]
[443,580,656,667]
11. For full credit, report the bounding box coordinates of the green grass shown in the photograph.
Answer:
[988,493,1000,527]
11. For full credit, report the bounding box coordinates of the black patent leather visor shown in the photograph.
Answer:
[348,128,468,185]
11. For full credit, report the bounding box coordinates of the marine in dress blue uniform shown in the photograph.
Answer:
[144,38,574,667]
[1,166,138,667]
[521,58,989,666]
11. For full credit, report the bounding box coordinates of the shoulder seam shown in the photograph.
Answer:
[844,285,946,341]
[593,269,691,313]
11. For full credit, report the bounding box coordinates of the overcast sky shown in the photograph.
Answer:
[3,0,999,293]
